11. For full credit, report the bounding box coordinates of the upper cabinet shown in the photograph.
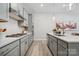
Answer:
[9,3,28,23]
[18,4,24,17]
[24,8,28,20]
[0,3,9,22]
[9,3,24,21]
[10,3,18,13]
[18,4,28,21]
[24,8,28,26]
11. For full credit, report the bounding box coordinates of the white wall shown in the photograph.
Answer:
[33,13,79,40]
[0,18,21,35]
[33,13,54,40]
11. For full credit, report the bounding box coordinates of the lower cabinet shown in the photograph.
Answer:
[47,34,79,56]
[0,34,33,56]
[58,44,67,56]
[0,40,19,56]
[28,34,33,47]
[6,46,19,56]
[47,34,57,56]
[47,34,68,56]
[58,39,68,56]
[51,40,57,56]
[49,39,53,51]
[47,34,50,47]
[20,34,33,56]
[21,36,28,56]
[25,39,28,53]
[21,41,26,56]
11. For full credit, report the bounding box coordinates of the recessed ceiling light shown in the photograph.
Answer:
[69,3,73,11]
[40,4,44,7]
[69,3,72,7]
[63,4,66,7]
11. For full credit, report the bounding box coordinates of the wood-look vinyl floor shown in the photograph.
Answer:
[26,40,52,56]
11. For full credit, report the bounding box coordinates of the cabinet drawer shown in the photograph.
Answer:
[49,35,57,42]
[21,36,28,43]
[58,39,67,49]
[0,40,19,56]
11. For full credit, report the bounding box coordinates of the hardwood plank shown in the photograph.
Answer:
[26,40,52,56]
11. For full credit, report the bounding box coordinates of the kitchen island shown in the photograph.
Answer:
[47,32,79,56]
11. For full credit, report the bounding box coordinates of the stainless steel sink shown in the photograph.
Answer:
[6,33,26,37]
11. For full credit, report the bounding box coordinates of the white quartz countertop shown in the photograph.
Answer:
[0,33,31,48]
[48,32,79,43]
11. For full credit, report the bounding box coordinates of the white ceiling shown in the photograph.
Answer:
[22,3,79,14]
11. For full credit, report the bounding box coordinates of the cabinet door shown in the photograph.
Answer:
[10,3,18,12]
[24,9,28,19]
[58,39,67,49]
[18,4,24,17]
[6,46,19,56]
[58,45,67,56]
[47,34,52,49]
[47,34,50,47]
[51,40,57,56]
[0,3,8,20]
[28,37,31,47]
[28,35,32,47]
[25,39,28,53]
[50,39,52,51]
[28,14,33,32]
[24,9,28,25]
[21,42,26,56]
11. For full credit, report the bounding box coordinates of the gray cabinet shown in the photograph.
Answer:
[0,3,9,20]
[58,39,68,56]
[0,40,19,56]
[28,14,34,32]
[47,34,68,56]
[0,34,33,56]
[28,34,33,47]
[58,39,67,49]
[47,34,57,56]
[6,46,19,56]
[10,3,18,13]
[21,41,26,56]
[25,38,28,52]
[21,36,28,56]
[18,4,24,17]
[24,8,28,20]
[58,44,67,56]
[47,34,51,48]
[24,8,28,25]
[51,40,57,56]
[20,34,33,56]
